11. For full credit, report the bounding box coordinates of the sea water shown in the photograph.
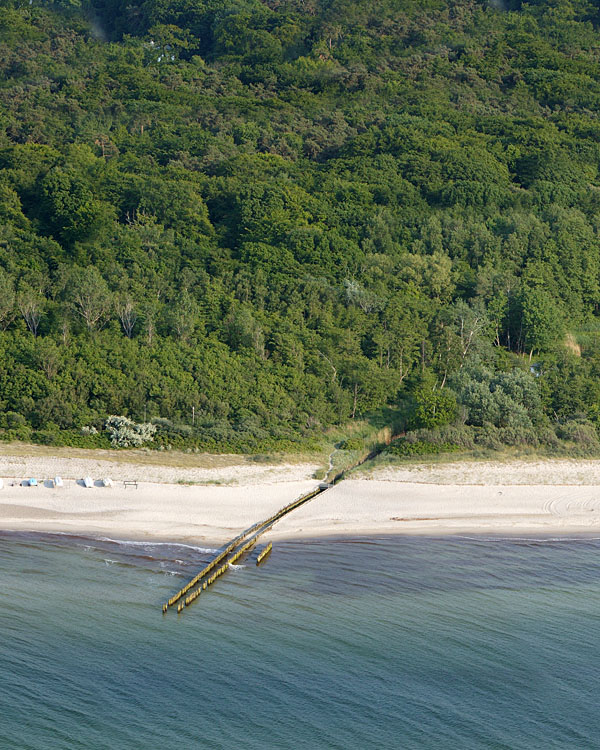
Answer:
[1,532,600,749]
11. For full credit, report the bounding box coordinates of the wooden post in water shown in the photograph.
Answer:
[256,542,272,566]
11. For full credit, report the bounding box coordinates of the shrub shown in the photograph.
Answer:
[387,439,459,457]
[339,437,364,451]
[538,427,561,449]
[174,423,193,438]
[105,415,157,448]
[497,425,539,447]
[4,411,26,428]
[152,417,174,431]
[409,424,476,449]
[411,382,457,429]
[0,426,32,442]
[473,423,504,450]
[556,420,600,449]
[450,361,544,430]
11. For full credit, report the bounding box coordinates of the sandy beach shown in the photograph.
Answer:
[0,450,320,543]
[4,453,600,542]
[274,479,600,538]
[274,460,600,538]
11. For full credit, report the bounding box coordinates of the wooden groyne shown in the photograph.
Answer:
[162,484,325,613]
[163,437,392,614]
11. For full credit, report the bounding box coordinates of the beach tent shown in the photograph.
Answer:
[28,478,38,487]
[54,476,63,488]
[0,478,3,490]
[83,477,93,488]
[102,477,113,487]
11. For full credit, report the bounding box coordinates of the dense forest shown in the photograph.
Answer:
[1,0,600,452]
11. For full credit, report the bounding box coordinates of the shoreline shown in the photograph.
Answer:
[0,478,320,545]
[4,526,600,552]
[270,478,600,540]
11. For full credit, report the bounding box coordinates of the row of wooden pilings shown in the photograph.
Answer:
[162,436,394,614]
[176,536,258,613]
[162,484,326,614]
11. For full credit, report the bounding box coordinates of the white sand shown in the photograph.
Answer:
[367,458,600,486]
[0,452,320,543]
[4,456,600,542]
[272,480,600,538]
[0,479,319,543]
[0,452,318,486]
[273,460,600,539]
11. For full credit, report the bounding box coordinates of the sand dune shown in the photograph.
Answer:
[366,458,600,486]
[0,452,318,486]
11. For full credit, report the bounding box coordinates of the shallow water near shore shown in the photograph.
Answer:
[2,532,600,749]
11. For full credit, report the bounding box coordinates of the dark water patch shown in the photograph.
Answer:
[254,534,600,601]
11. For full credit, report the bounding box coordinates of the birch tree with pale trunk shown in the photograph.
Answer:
[68,267,111,331]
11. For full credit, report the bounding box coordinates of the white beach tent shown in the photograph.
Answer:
[102,477,113,487]
[0,478,3,490]
[83,476,94,488]
[54,476,63,488]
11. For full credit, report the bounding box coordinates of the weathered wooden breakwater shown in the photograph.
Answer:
[162,483,326,614]
[163,436,392,614]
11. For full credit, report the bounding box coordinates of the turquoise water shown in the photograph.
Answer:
[2,532,600,749]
